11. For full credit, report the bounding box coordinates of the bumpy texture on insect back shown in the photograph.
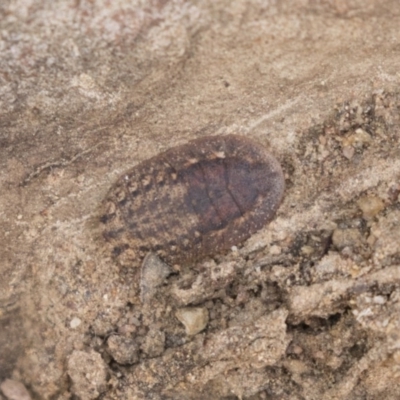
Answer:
[100,135,284,267]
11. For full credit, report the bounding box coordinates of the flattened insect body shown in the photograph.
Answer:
[100,135,285,266]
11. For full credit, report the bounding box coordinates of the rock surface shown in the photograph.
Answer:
[1,0,400,399]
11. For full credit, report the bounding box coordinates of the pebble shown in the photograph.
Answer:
[373,296,386,305]
[269,245,282,255]
[140,252,172,303]
[357,195,385,218]
[332,228,363,250]
[353,128,372,145]
[342,145,355,160]
[301,245,314,255]
[70,317,82,329]
[175,307,209,336]
[0,379,31,400]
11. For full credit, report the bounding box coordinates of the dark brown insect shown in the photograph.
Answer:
[100,135,284,267]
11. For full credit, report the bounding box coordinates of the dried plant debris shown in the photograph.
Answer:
[140,252,172,303]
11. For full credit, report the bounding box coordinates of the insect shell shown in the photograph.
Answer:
[100,135,285,267]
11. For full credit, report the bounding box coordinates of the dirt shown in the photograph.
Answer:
[1,0,400,399]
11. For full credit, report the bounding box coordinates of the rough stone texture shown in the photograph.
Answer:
[1,0,400,399]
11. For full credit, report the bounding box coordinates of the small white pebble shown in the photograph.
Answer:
[301,245,314,255]
[269,245,281,255]
[382,318,389,327]
[354,128,372,144]
[356,308,373,320]
[70,317,82,329]
[373,296,386,304]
